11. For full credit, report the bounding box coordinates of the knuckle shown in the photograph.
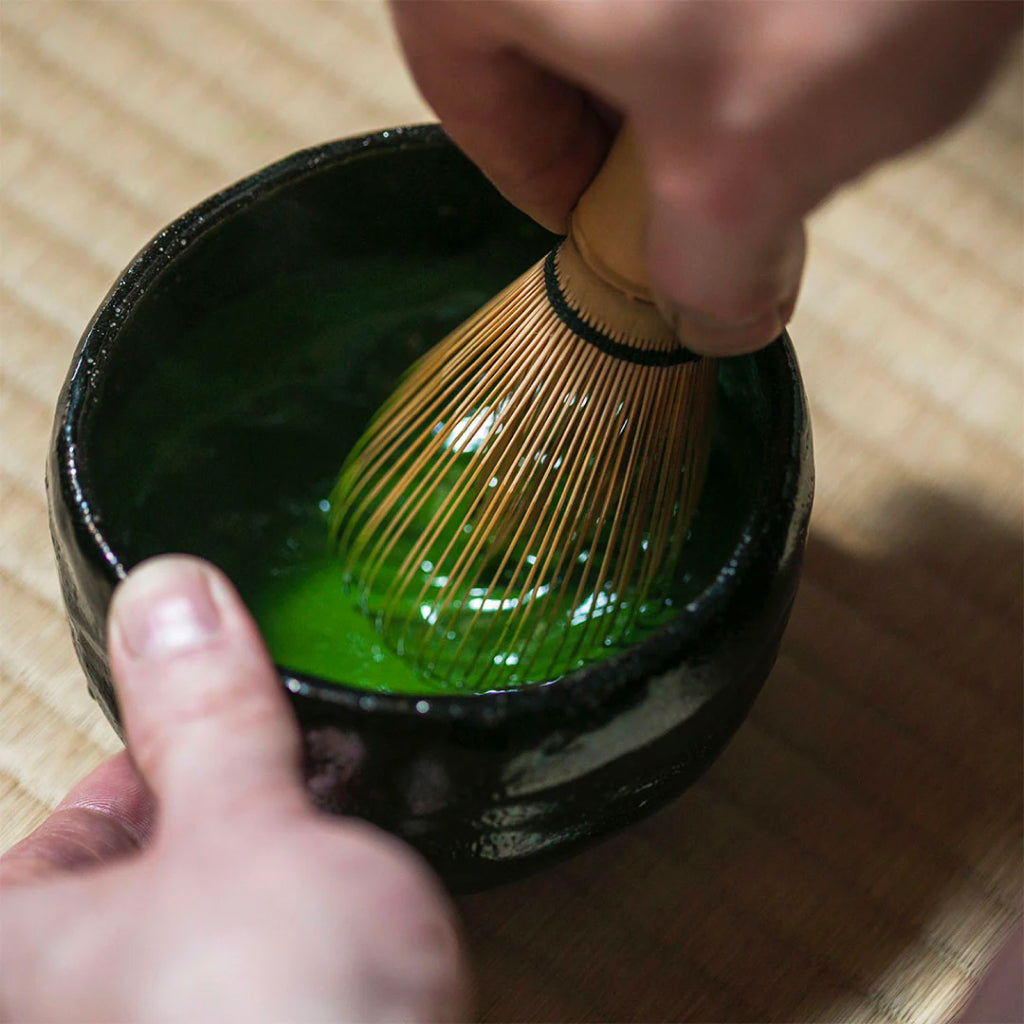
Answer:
[127,669,286,778]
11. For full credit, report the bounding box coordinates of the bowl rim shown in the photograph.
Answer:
[56,124,810,724]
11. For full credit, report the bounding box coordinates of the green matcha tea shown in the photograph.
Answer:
[89,250,765,696]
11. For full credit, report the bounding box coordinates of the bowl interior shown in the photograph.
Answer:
[78,134,771,695]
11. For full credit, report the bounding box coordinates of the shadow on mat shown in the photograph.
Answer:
[459,484,1023,1023]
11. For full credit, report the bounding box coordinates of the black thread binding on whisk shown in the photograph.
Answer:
[544,248,700,367]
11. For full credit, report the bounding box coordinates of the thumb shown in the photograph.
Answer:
[642,147,807,356]
[107,556,306,832]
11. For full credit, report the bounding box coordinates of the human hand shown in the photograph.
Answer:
[0,556,466,1023]
[392,0,1019,354]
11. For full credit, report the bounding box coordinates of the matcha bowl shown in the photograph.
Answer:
[48,126,813,892]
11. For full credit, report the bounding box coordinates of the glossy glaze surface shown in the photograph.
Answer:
[48,127,813,891]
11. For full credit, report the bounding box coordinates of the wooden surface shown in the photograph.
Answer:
[1,4,1020,1021]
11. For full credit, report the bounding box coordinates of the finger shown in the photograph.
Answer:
[0,751,154,888]
[392,0,613,232]
[643,150,807,356]
[107,555,306,831]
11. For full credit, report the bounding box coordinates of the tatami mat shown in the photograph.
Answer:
[2,4,1021,1021]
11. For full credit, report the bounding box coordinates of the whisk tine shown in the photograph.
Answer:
[372,292,566,631]
[405,325,579,649]
[554,359,659,669]
[334,284,542,578]
[335,268,544,512]
[330,136,719,691]
[488,343,641,673]
[449,334,616,678]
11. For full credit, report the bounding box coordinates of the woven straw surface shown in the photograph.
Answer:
[1,4,1020,1021]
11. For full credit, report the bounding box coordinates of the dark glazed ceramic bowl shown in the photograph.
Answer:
[48,126,813,893]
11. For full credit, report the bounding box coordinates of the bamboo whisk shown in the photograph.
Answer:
[330,130,718,691]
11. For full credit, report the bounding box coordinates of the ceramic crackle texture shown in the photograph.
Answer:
[1,3,1021,1022]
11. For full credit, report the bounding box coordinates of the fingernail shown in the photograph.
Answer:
[114,559,222,660]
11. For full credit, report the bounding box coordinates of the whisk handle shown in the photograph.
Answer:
[570,126,653,303]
